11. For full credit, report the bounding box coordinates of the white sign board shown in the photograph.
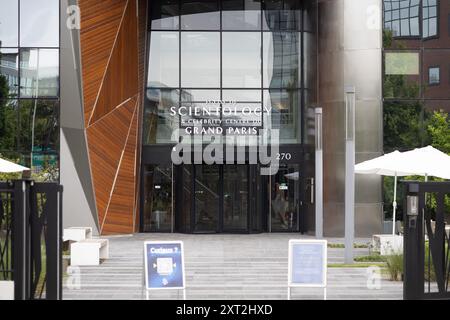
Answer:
[0,281,14,300]
[288,239,327,288]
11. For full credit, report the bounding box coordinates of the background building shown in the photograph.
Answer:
[382,0,450,223]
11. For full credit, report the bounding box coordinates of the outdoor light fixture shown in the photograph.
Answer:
[315,108,323,238]
[344,86,356,264]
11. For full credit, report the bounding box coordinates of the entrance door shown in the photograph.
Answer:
[223,165,249,231]
[142,165,173,232]
[191,164,250,233]
[193,165,220,233]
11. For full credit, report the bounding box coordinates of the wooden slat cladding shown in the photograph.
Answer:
[86,98,136,228]
[80,0,147,234]
[89,0,139,124]
[79,0,127,127]
[102,101,138,234]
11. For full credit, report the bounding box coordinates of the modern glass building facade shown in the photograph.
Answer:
[141,0,317,233]
[17,0,386,237]
[0,0,60,178]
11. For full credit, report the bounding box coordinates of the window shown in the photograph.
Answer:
[222,0,261,30]
[428,67,440,85]
[181,0,220,30]
[422,0,438,38]
[20,0,59,47]
[181,32,220,87]
[146,0,306,145]
[384,0,420,37]
[447,14,450,36]
[222,32,261,88]
[148,32,179,88]
[150,0,179,30]
[20,49,59,98]
[0,0,19,47]
[0,0,59,176]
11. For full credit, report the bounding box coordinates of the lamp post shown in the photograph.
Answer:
[315,108,323,238]
[344,86,356,264]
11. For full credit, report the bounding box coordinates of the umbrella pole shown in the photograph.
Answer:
[392,173,397,235]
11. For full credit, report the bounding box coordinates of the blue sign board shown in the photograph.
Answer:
[144,241,185,290]
[288,240,327,287]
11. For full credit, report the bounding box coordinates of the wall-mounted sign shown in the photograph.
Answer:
[288,239,327,288]
[144,241,185,290]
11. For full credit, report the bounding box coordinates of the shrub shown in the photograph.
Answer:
[386,253,403,281]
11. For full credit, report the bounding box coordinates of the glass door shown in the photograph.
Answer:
[223,165,249,231]
[142,165,173,232]
[270,164,301,232]
[193,165,220,233]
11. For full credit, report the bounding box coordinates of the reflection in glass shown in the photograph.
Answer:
[19,99,59,153]
[264,89,300,143]
[194,165,219,232]
[0,100,18,153]
[384,52,420,99]
[179,101,221,128]
[222,0,261,30]
[143,165,173,232]
[0,0,19,47]
[223,165,248,231]
[181,89,220,102]
[148,32,179,87]
[222,32,261,88]
[181,0,220,30]
[222,103,262,128]
[20,0,59,47]
[222,90,261,102]
[263,0,301,31]
[143,88,180,144]
[20,49,59,98]
[151,0,179,30]
[271,164,300,232]
[263,32,300,89]
[181,32,220,87]
[0,49,19,98]
[422,0,438,38]
[383,0,420,37]
[181,166,193,232]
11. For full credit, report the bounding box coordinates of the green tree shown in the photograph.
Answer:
[427,111,450,154]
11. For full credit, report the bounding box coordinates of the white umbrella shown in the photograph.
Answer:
[399,146,450,180]
[0,158,30,173]
[355,146,450,235]
[355,151,417,235]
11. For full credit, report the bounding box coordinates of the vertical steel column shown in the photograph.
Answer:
[344,86,356,264]
[315,108,323,238]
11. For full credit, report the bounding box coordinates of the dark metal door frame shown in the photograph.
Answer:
[403,181,450,300]
[0,180,63,300]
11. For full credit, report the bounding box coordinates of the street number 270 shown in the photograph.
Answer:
[276,153,292,160]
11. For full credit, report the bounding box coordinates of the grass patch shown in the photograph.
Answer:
[328,262,386,268]
[327,243,369,249]
[355,254,387,263]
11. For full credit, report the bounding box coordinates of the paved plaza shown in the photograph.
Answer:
[63,233,403,300]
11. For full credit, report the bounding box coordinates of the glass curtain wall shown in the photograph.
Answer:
[145,0,304,145]
[0,0,60,180]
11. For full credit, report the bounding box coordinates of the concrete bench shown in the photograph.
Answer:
[372,234,403,255]
[63,227,93,242]
[70,239,109,266]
